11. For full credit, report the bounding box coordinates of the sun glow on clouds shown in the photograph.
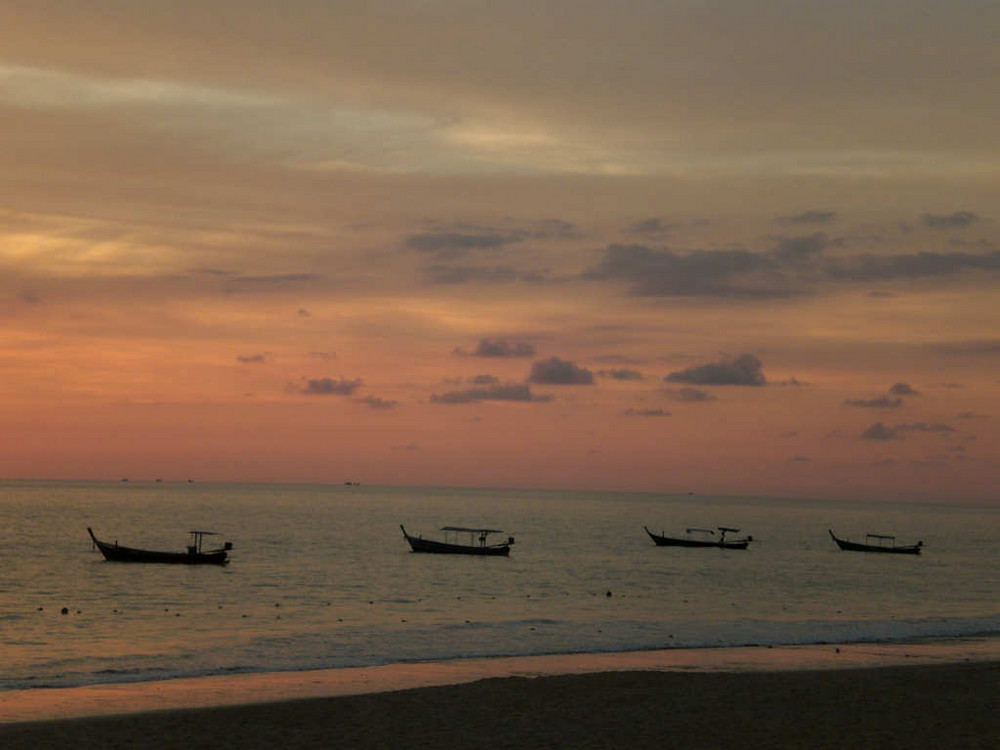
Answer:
[1,2,997,501]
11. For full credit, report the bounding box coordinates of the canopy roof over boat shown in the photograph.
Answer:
[441,526,504,534]
[188,530,219,535]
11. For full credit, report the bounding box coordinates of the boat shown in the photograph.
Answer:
[87,527,232,565]
[644,525,753,550]
[828,529,922,555]
[400,525,514,556]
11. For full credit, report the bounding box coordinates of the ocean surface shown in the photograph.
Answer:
[1,480,997,692]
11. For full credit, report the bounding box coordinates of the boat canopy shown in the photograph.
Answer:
[189,530,219,535]
[440,526,504,534]
[686,527,715,534]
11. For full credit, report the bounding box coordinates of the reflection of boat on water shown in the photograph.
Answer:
[829,529,922,555]
[400,525,514,556]
[644,525,753,550]
[87,527,232,565]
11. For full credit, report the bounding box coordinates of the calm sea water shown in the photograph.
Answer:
[1,481,996,691]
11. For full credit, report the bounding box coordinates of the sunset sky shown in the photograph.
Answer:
[2,1,997,502]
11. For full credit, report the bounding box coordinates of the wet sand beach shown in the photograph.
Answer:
[2,647,997,750]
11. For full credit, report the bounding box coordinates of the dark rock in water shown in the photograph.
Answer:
[61,607,69,615]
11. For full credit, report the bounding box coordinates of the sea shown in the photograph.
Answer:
[1,480,997,693]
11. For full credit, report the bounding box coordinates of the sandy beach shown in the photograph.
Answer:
[2,663,997,749]
[2,643,997,750]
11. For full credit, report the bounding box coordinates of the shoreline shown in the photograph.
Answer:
[3,635,997,724]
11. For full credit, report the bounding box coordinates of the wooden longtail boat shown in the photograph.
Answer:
[828,529,922,555]
[400,525,514,556]
[87,527,232,565]
[644,525,753,550]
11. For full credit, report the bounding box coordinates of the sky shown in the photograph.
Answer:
[1,1,997,502]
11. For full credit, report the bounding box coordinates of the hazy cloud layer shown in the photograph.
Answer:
[664,387,717,402]
[623,408,670,417]
[665,354,766,386]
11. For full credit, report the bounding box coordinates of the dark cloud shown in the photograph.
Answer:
[429,383,551,404]
[934,340,1000,356]
[772,233,832,262]
[827,249,1000,281]
[895,422,955,433]
[424,264,521,284]
[455,339,537,358]
[664,354,766,386]
[405,219,579,259]
[788,456,811,463]
[292,377,363,396]
[584,238,999,299]
[956,412,988,419]
[844,396,904,408]
[187,267,236,278]
[405,231,521,258]
[921,211,981,229]
[297,308,311,318]
[664,387,716,402]
[774,377,807,387]
[584,244,780,298]
[308,351,336,359]
[533,219,582,240]
[469,374,500,385]
[888,382,920,396]
[598,368,644,381]
[231,273,321,285]
[623,408,670,417]
[627,218,679,237]
[862,422,899,440]
[355,395,398,410]
[777,210,837,225]
[528,357,595,385]
[236,353,268,364]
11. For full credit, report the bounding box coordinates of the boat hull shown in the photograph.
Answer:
[828,530,921,555]
[88,528,230,565]
[401,526,512,556]
[644,527,750,550]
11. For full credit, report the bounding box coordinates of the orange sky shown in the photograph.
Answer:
[1,1,997,502]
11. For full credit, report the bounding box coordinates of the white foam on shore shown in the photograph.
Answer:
[2,636,997,724]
